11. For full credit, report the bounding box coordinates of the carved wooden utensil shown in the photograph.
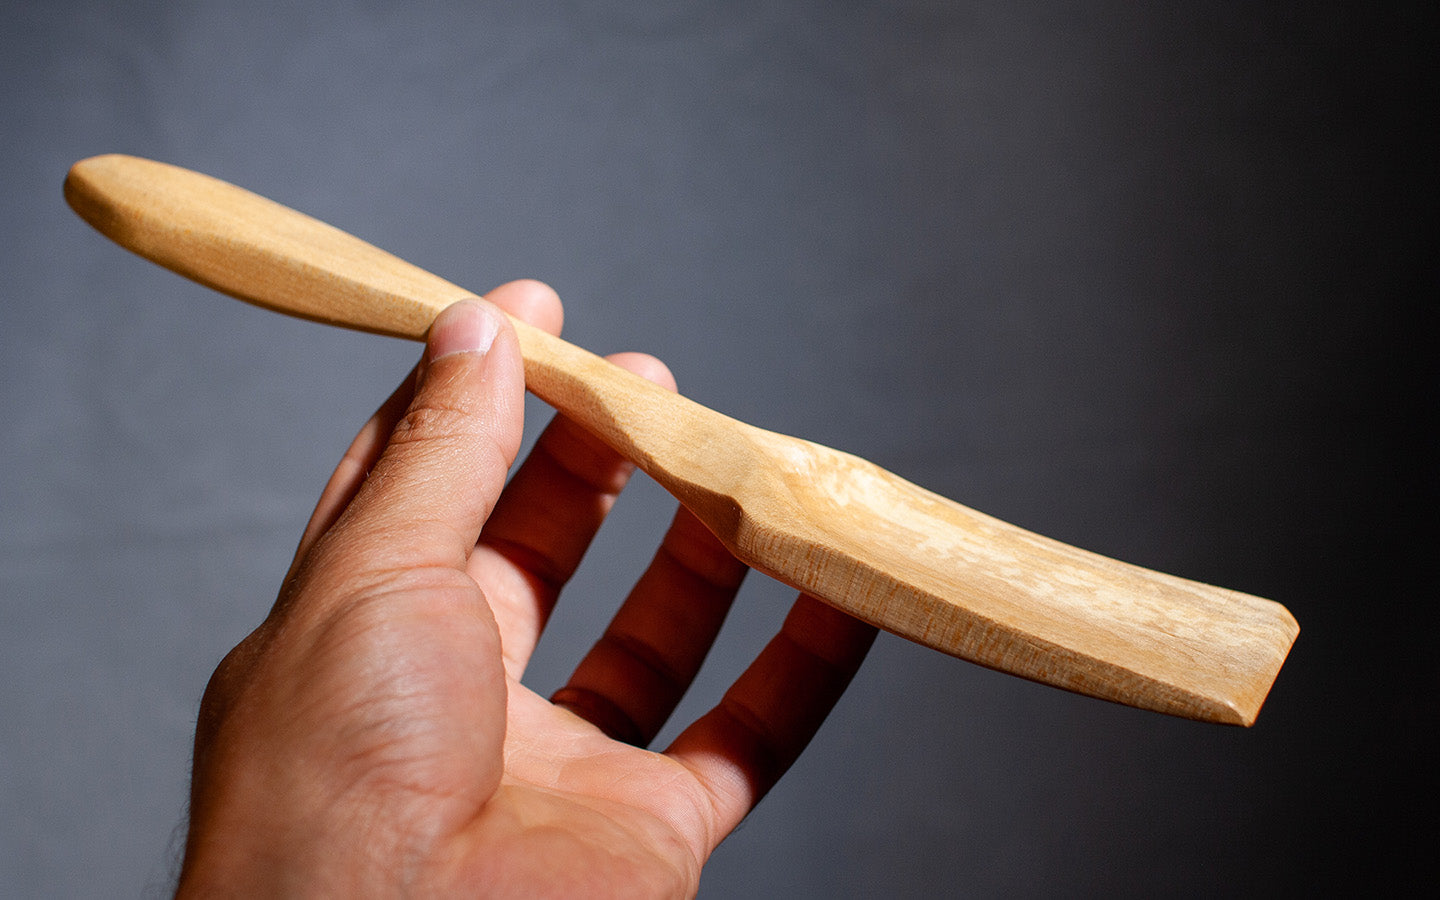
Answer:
[65,154,1298,725]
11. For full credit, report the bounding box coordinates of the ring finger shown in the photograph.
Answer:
[551,506,748,746]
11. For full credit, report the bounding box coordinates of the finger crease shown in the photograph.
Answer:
[709,697,786,793]
[481,535,568,597]
[551,686,646,746]
[773,628,853,678]
[655,541,746,594]
[530,428,632,497]
[598,629,688,699]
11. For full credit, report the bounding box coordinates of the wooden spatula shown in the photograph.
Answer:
[64,154,1298,725]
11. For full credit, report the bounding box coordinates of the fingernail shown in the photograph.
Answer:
[429,299,500,361]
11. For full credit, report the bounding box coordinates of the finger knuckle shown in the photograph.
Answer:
[388,402,477,449]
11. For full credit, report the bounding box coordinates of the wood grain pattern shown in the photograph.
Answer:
[64,154,1299,725]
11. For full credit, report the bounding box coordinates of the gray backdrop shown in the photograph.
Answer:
[2,1,1431,896]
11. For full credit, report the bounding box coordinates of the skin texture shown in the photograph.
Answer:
[177,281,877,898]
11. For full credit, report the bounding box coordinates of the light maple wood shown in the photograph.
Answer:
[64,154,1298,725]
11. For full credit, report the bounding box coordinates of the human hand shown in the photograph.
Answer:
[177,281,876,897]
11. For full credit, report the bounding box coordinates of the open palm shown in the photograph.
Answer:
[178,282,874,898]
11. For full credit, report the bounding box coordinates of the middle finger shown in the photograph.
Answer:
[473,352,676,678]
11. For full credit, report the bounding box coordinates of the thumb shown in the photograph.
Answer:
[327,298,526,575]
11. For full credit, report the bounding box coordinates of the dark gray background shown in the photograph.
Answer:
[2,1,1431,896]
